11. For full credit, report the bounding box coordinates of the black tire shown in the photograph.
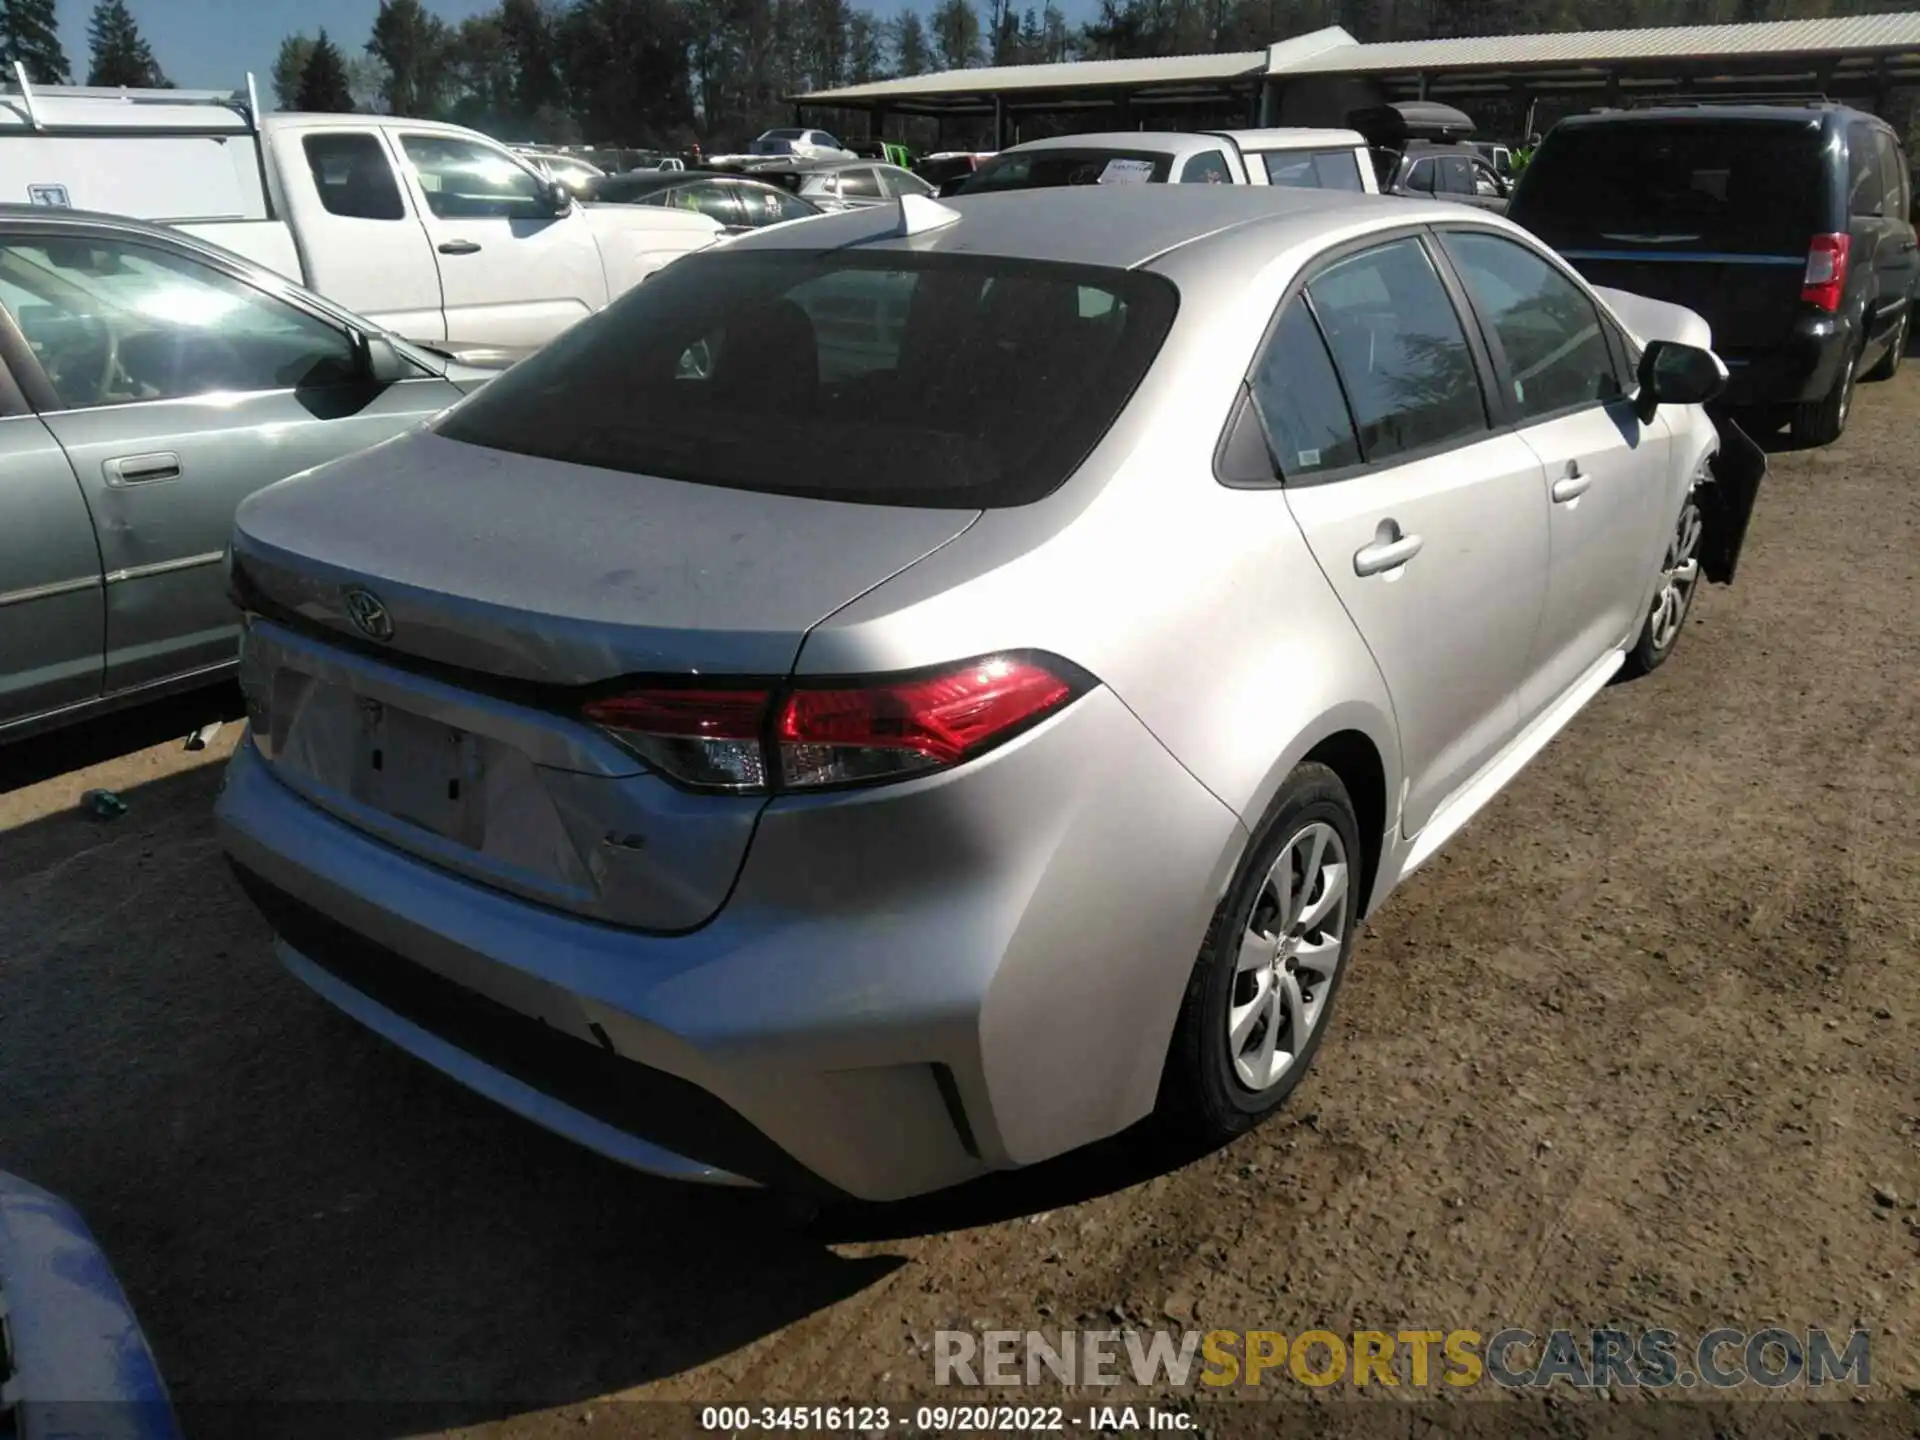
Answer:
[1622,495,1705,678]
[1156,762,1362,1148]
[1791,345,1858,446]
[1863,308,1908,382]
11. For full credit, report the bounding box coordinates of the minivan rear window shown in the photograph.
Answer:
[959,150,1174,192]
[435,250,1179,508]
[1512,119,1825,255]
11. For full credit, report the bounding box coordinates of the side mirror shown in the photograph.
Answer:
[349,328,411,385]
[1636,339,1727,421]
[543,179,573,213]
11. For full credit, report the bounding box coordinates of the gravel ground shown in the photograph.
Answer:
[2,377,1915,1440]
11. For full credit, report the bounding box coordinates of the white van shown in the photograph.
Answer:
[0,69,722,347]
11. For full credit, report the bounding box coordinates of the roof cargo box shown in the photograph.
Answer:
[1348,101,1476,146]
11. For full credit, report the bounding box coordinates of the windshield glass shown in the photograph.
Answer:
[959,149,1173,193]
[434,249,1179,508]
[1511,119,1826,254]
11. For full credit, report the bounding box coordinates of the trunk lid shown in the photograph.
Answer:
[231,430,977,933]
[232,430,978,684]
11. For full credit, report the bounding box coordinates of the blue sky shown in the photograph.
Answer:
[56,0,1000,94]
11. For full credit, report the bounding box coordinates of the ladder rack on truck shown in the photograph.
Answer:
[1,62,276,221]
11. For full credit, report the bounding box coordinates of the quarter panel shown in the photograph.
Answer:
[796,219,1408,874]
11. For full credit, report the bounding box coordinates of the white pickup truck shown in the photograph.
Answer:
[0,71,722,347]
[960,129,1380,194]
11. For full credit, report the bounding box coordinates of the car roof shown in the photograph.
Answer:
[716,184,1455,271]
[1217,127,1367,150]
[1555,104,1859,129]
[1004,132,1228,161]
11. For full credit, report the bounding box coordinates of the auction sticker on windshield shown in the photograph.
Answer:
[1099,159,1156,185]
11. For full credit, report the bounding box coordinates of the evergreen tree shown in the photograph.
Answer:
[271,33,314,109]
[890,10,930,75]
[86,0,168,88]
[0,0,73,85]
[294,28,356,112]
[367,0,452,118]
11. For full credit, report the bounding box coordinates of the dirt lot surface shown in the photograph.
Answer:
[3,378,1916,1440]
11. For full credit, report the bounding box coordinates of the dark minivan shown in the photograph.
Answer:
[1510,104,1918,444]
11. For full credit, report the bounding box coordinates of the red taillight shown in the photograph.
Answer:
[582,655,1085,793]
[1802,232,1850,313]
[777,656,1075,789]
[582,686,772,790]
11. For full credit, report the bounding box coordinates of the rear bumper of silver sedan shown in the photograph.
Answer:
[216,685,1244,1203]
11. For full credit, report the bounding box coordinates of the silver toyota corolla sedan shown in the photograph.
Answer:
[216,187,1764,1202]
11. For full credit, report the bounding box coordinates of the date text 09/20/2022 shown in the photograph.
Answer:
[699,1406,1193,1432]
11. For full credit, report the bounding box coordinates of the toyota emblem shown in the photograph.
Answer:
[342,587,394,642]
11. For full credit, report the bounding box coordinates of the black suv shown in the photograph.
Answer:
[1510,104,1918,444]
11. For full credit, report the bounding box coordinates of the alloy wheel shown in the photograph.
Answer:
[1649,500,1704,654]
[1226,821,1348,1092]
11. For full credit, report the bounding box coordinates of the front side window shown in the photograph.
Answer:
[303,133,406,221]
[434,251,1179,508]
[680,181,744,227]
[0,237,359,410]
[1404,158,1436,194]
[1442,230,1622,420]
[1181,151,1233,184]
[400,134,548,220]
[879,167,933,198]
[837,168,884,200]
[1304,237,1486,463]
[1249,298,1361,478]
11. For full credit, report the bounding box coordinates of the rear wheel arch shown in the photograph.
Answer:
[1299,730,1388,921]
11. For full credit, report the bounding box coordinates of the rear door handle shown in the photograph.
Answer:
[1551,462,1593,503]
[102,451,181,486]
[437,240,482,255]
[1353,522,1423,577]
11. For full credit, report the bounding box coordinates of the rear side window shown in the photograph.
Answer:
[1875,132,1909,219]
[1181,150,1233,184]
[303,133,405,221]
[434,251,1180,508]
[1304,238,1486,463]
[1250,300,1360,477]
[1264,150,1364,191]
[960,150,1172,192]
[1849,123,1887,217]
[1511,119,1823,255]
[1436,155,1476,195]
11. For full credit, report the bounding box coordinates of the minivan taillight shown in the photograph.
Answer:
[582,654,1088,794]
[1802,232,1850,312]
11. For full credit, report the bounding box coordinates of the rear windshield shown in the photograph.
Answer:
[434,250,1180,508]
[1512,119,1826,255]
[959,149,1173,193]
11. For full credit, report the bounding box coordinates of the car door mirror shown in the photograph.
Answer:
[1636,339,1727,420]
[542,179,573,214]
[350,328,412,385]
